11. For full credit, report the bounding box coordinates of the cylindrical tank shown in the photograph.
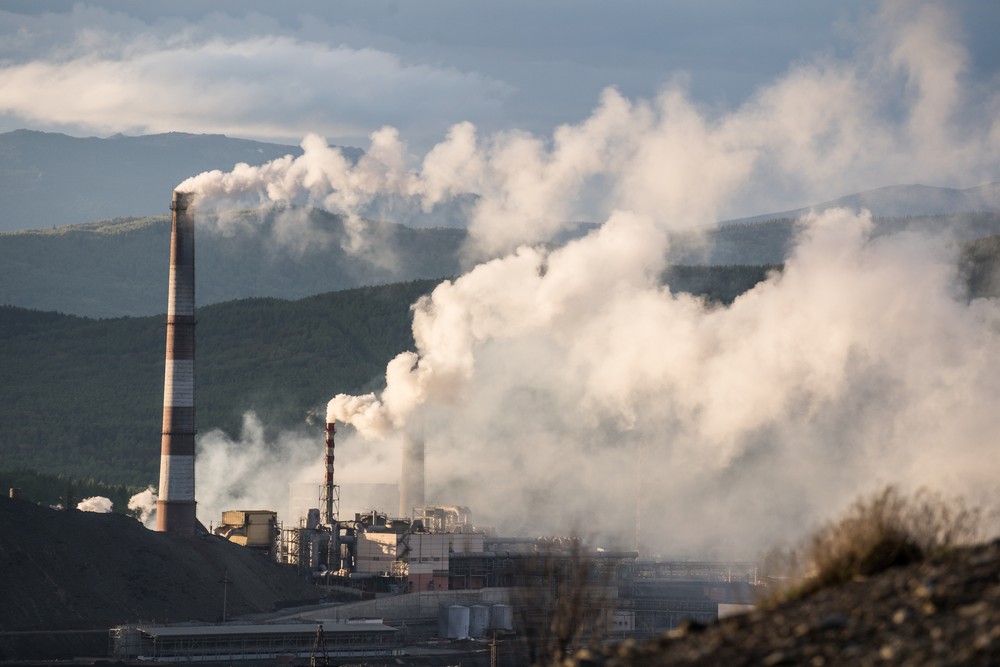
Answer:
[437,604,449,638]
[469,604,489,638]
[438,604,470,639]
[490,604,513,632]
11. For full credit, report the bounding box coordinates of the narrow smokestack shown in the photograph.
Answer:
[322,422,336,524]
[157,190,197,535]
[399,432,425,518]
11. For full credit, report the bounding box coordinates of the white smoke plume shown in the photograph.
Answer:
[177,2,999,265]
[185,2,1000,555]
[193,412,400,526]
[331,208,1000,556]
[195,413,324,527]
[77,496,113,513]
[128,485,157,527]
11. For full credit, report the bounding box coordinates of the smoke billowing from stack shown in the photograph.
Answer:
[157,190,197,535]
[184,4,1000,551]
[399,432,425,518]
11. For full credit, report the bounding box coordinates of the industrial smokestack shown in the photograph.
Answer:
[157,190,197,535]
[322,422,337,525]
[399,432,425,518]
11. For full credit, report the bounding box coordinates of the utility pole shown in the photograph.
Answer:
[220,567,231,623]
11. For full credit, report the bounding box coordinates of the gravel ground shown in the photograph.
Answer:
[568,540,1000,666]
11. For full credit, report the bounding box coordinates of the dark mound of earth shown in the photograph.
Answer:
[0,496,324,658]
[571,540,1000,666]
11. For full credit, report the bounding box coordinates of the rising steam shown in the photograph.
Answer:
[127,486,157,527]
[77,496,113,513]
[188,2,1000,555]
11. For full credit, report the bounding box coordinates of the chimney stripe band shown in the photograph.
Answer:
[158,454,195,500]
[163,360,194,406]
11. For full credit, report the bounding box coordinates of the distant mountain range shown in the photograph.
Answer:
[724,182,1000,225]
[3,209,1000,318]
[0,129,361,232]
[3,129,1000,318]
[0,210,464,317]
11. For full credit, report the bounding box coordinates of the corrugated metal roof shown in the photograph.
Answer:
[138,621,397,637]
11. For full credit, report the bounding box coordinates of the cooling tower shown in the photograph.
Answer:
[399,432,425,518]
[157,190,197,535]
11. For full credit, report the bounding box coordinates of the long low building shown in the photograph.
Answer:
[110,620,400,662]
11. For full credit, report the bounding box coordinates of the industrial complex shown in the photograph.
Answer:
[123,190,758,664]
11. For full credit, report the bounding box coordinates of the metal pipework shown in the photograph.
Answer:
[157,190,197,535]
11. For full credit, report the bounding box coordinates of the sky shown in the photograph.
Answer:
[7,1,1000,555]
[1,1,997,154]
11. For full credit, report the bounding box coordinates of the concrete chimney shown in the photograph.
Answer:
[157,190,197,535]
[399,432,425,518]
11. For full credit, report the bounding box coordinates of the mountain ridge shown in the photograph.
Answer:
[0,129,360,232]
[724,182,1000,226]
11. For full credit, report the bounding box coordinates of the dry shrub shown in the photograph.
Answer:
[767,485,981,601]
[512,538,617,666]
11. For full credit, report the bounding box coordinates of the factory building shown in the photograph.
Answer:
[214,510,280,559]
[110,620,400,662]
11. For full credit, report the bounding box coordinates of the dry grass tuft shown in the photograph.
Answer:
[764,485,981,602]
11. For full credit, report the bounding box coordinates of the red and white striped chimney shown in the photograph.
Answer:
[323,422,336,525]
[157,190,197,535]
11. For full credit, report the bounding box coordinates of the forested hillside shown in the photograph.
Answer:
[4,225,1000,493]
[0,266,785,490]
[0,280,440,485]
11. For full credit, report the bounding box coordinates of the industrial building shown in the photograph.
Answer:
[110,620,400,662]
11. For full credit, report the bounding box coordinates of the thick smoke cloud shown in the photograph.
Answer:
[342,208,1000,556]
[183,2,1000,554]
[178,1,999,264]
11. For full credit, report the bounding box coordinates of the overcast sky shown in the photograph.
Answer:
[1,1,996,154]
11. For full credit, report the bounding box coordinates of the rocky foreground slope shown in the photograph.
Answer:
[571,540,1000,666]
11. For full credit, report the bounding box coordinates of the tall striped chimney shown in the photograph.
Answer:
[157,190,197,535]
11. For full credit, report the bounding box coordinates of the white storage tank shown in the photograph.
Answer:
[490,603,513,632]
[438,604,470,639]
[468,604,490,638]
